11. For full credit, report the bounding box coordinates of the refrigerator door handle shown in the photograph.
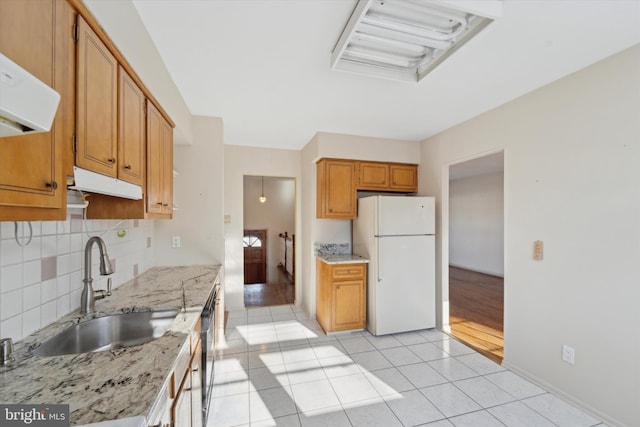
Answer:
[376,237,381,282]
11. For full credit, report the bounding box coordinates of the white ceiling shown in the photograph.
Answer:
[131,0,640,150]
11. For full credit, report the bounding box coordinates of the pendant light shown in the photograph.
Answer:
[259,176,267,203]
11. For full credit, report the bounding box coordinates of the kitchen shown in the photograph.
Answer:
[1,1,640,427]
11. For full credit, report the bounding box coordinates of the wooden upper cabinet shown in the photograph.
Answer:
[358,161,390,191]
[389,163,418,192]
[0,0,73,220]
[358,161,417,192]
[118,66,145,186]
[146,101,173,217]
[316,158,356,219]
[76,14,118,177]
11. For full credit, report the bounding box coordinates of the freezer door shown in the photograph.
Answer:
[373,235,435,335]
[377,196,435,236]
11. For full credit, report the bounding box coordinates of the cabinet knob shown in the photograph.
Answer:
[156,202,163,206]
[45,181,58,190]
[162,203,169,207]
[107,158,116,164]
[124,164,132,170]
[329,208,333,212]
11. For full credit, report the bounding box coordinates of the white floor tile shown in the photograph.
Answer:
[250,414,301,427]
[298,407,351,427]
[420,383,482,418]
[319,354,362,378]
[250,386,297,422]
[364,367,417,396]
[455,353,505,375]
[407,342,449,362]
[428,357,479,382]
[417,329,449,342]
[484,370,546,399]
[448,410,504,427]
[384,389,446,426]
[249,349,285,369]
[329,373,380,404]
[209,392,250,427]
[285,359,327,384]
[248,366,289,391]
[214,308,601,427]
[350,349,393,372]
[454,376,516,408]
[432,339,476,356]
[380,346,423,366]
[281,345,317,365]
[290,379,340,413]
[366,334,404,349]
[522,393,600,427]
[344,398,403,427]
[310,341,346,359]
[340,336,377,354]
[397,362,449,388]
[488,401,556,427]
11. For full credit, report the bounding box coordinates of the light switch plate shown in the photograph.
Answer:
[533,240,543,260]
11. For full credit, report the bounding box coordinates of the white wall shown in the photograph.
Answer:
[0,216,155,342]
[300,132,422,318]
[243,177,295,283]
[224,146,301,310]
[420,45,640,426]
[449,171,504,276]
[155,116,225,266]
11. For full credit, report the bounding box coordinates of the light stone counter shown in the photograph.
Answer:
[0,265,221,426]
[317,254,369,264]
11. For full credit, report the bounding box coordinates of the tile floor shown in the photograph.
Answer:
[209,305,604,427]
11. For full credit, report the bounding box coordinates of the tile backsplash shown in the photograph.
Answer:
[0,214,155,342]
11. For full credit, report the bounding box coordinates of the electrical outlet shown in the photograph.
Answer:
[562,344,575,364]
[172,236,181,248]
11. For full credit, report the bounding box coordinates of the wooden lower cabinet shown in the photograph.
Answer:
[171,339,202,427]
[316,259,366,333]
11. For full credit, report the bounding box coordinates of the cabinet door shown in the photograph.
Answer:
[332,279,365,331]
[191,340,203,427]
[0,0,70,219]
[358,162,389,191]
[317,159,356,219]
[389,164,418,192]
[146,101,173,217]
[160,116,173,215]
[146,101,163,215]
[118,66,145,186]
[76,15,118,177]
[172,378,191,427]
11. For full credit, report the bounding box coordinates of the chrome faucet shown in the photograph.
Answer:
[80,236,114,314]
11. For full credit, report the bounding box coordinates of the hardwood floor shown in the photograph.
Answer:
[448,266,504,364]
[244,266,294,307]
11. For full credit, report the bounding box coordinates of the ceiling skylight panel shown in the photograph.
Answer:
[331,0,503,82]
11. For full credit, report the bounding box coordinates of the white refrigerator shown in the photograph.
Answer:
[353,195,436,336]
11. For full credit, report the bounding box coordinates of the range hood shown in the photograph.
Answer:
[0,53,61,137]
[69,166,142,200]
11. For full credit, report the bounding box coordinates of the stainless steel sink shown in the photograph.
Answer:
[32,309,181,357]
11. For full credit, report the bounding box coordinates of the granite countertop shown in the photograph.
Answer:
[0,265,221,426]
[317,254,369,264]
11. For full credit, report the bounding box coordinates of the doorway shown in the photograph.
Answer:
[243,175,295,307]
[447,151,504,363]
